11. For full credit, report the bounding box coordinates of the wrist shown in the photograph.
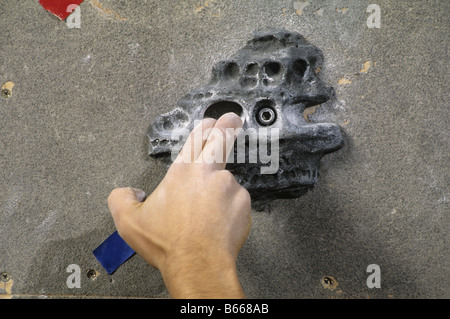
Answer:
[160,249,245,299]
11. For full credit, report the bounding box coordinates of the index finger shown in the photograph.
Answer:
[174,118,217,164]
[200,112,243,171]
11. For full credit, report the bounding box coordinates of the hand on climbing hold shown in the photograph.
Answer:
[107,112,251,298]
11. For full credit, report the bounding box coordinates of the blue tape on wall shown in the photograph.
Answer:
[93,231,135,274]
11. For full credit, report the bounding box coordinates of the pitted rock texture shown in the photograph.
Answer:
[148,29,344,201]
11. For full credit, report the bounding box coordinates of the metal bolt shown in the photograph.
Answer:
[321,275,338,290]
[86,269,98,280]
[1,89,11,99]
[257,107,276,126]
[1,272,10,282]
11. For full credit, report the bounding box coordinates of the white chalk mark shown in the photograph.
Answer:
[35,210,58,241]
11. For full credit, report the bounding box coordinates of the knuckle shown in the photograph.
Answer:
[108,187,122,200]
[216,170,235,183]
[240,187,251,201]
[238,187,251,206]
[108,187,133,222]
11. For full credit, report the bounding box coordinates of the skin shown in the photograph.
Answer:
[107,113,252,298]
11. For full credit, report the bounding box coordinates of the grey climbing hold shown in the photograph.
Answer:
[148,29,344,202]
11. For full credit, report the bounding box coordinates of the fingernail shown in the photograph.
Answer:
[132,188,146,202]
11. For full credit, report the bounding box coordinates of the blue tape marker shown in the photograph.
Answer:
[93,231,135,274]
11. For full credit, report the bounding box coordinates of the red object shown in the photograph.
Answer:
[39,0,84,20]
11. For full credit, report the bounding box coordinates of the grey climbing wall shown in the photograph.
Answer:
[0,0,448,298]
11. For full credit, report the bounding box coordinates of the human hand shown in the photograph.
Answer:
[107,113,252,298]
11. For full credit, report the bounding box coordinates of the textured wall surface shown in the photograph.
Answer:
[0,0,448,298]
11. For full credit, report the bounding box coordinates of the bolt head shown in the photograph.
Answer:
[1,272,10,282]
[1,89,11,98]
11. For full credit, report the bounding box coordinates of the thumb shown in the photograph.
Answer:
[108,187,146,221]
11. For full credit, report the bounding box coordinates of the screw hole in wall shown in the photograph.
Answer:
[1,272,10,282]
[321,276,338,290]
[86,269,99,280]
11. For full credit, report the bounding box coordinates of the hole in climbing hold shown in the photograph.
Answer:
[223,61,240,79]
[263,61,282,77]
[204,101,243,120]
[293,59,308,78]
[245,62,259,76]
